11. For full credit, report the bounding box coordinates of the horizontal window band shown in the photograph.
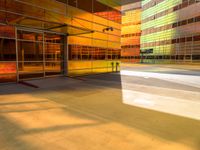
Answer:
[142,15,200,35]
[142,0,199,24]
[141,34,200,47]
[121,33,141,37]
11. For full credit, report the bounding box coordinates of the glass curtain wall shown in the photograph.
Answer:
[17,29,64,80]
[0,0,122,83]
[121,1,141,63]
[17,30,44,79]
[66,0,121,75]
[44,33,64,76]
[0,25,16,83]
[141,0,200,63]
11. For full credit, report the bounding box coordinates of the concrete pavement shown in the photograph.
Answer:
[0,64,200,150]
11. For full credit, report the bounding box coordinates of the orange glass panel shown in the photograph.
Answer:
[0,62,16,74]
[0,62,16,83]
[121,7,141,62]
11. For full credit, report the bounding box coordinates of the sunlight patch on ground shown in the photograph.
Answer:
[122,88,200,120]
[120,70,200,88]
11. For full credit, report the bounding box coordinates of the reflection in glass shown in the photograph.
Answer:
[45,61,61,76]
[93,0,121,23]
[68,45,120,60]
[18,41,43,62]
[0,62,16,83]
[68,0,77,7]
[0,25,15,38]
[0,38,16,61]
[45,43,62,61]
[77,0,92,13]
[17,30,43,42]
[18,62,44,79]
[18,62,43,72]
[44,33,63,76]
[17,31,64,80]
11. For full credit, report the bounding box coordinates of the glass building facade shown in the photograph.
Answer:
[0,0,121,83]
[1,0,200,83]
[121,1,141,63]
[141,0,200,63]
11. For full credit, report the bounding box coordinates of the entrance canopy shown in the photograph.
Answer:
[0,7,94,36]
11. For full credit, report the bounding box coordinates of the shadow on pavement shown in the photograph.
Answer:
[0,74,199,149]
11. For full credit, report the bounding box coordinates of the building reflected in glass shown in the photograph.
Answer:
[121,1,141,63]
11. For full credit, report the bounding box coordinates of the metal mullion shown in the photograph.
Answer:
[0,3,119,33]
[17,27,43,33]
[15,0,122,29]
[15,27,19,82]
[12,26,70,81]
[45,60,61,62]
[17,39,43,43]
[43,33,46,77]
[44,42,64,45]
[0,36,15,40]
[65,35,68,76]
[14,0,66,16]
[191,35,193,62]
[0,9,64,27]
[18,61,43,62]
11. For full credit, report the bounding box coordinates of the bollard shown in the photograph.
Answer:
[116,62,119,72]
[111,62,114,72]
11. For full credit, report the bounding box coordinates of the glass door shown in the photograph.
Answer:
[17,29,44,80]
[44,33,64,76]
[17,29,65,81]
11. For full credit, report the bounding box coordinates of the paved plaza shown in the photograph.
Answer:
[0,64,200,150]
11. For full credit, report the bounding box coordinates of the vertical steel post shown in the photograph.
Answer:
[43,32,45,77]
[15,27,19,82]
[63,35,68,76]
